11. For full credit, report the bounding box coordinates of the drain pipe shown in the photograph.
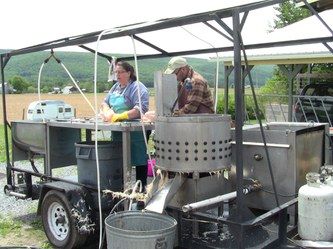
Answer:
[182,182,261,213]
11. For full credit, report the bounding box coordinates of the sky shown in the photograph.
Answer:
[0,0,278,53]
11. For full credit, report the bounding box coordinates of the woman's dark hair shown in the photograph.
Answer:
[117,61,137,81]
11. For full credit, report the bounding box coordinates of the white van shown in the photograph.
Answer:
[27,100,75,121]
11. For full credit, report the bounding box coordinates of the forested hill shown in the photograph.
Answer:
[1,49,273,91]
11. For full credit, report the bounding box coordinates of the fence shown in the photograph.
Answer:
[243,94,333,128]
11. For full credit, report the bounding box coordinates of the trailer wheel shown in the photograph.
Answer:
[41,190,86,249]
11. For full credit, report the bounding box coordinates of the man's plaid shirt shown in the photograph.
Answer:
[178,69,214,114]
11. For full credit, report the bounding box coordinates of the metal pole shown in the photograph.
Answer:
[279,64,304,122]
[233,9,244,222]
[288,66,294,122]
[224,66,234,115]
[0,54,12,186]
[122,131,132,191]
[233,9,245,249]
[224,66,230,114]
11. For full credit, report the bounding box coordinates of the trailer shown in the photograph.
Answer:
[1,1,333,248]
[26,100,75,121]
[8,119,153,248]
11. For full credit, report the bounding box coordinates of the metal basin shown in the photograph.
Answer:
[154,114,231,173]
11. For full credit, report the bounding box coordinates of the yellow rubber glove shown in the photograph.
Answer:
[111,111,129,122]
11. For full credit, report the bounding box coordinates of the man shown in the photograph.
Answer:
[164,56,214,114]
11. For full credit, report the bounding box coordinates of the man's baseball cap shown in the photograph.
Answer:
[164,57,188,74]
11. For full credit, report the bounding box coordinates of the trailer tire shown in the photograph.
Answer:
[41,190,86,249]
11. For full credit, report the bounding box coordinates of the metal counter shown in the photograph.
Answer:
[11,119,154,190]
[230,122,327,211]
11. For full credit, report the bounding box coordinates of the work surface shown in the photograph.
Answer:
[13,118,155,131]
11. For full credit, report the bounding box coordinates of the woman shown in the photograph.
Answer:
[100,61,149,190]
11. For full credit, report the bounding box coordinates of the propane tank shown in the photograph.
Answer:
[298,172,333,241]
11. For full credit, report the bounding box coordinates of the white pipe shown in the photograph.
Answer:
[60,63,96,114]
[37,62,46,122]
[182,191,237,213]
[37,62,45,103]
[93,27,117,249]
[37,54,96,115]
[94,29,109,249]
[130,35,154,178]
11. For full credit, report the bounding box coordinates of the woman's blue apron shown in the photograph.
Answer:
[108,85,147,166]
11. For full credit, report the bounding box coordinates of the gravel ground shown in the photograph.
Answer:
[0,161,86,248]
[0,162,39,221]
[0,160,135,248]
[0,160,77,221]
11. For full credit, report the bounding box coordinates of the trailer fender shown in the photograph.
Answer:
[37,182,95,234]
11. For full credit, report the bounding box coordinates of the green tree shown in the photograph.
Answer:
[273,2,333,85]
[273,1,310,29]
[260,68,288,95]
[263,1,311,95]
[27,86,36,93]
[8,76,29,93]
[42,85,51,93]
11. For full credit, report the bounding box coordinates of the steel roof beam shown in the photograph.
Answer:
[212,14,234,37]
[323,42,333,54]
[3,0,284,57]
[131,34,170,55]
[78,45,113,61]
[119,36,333,61]
[203,21,234,42]
[240,11,249,31]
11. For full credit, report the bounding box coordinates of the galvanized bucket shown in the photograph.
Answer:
[105,211,177,249]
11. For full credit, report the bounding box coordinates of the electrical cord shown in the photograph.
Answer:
[29,158,40,174]
[238,30,280,207]
[245,178,296,197]
[261,188,297,198]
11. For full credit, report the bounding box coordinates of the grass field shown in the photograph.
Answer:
[0,125,9,162]
[0,214,51,248]
[0,93,156,162]
[0,93,156,123]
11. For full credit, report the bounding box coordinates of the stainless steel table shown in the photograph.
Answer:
[12,119,154,190]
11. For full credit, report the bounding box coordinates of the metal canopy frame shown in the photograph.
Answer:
[1,0,333,247]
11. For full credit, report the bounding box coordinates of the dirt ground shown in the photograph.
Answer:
[0,93,156,123]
